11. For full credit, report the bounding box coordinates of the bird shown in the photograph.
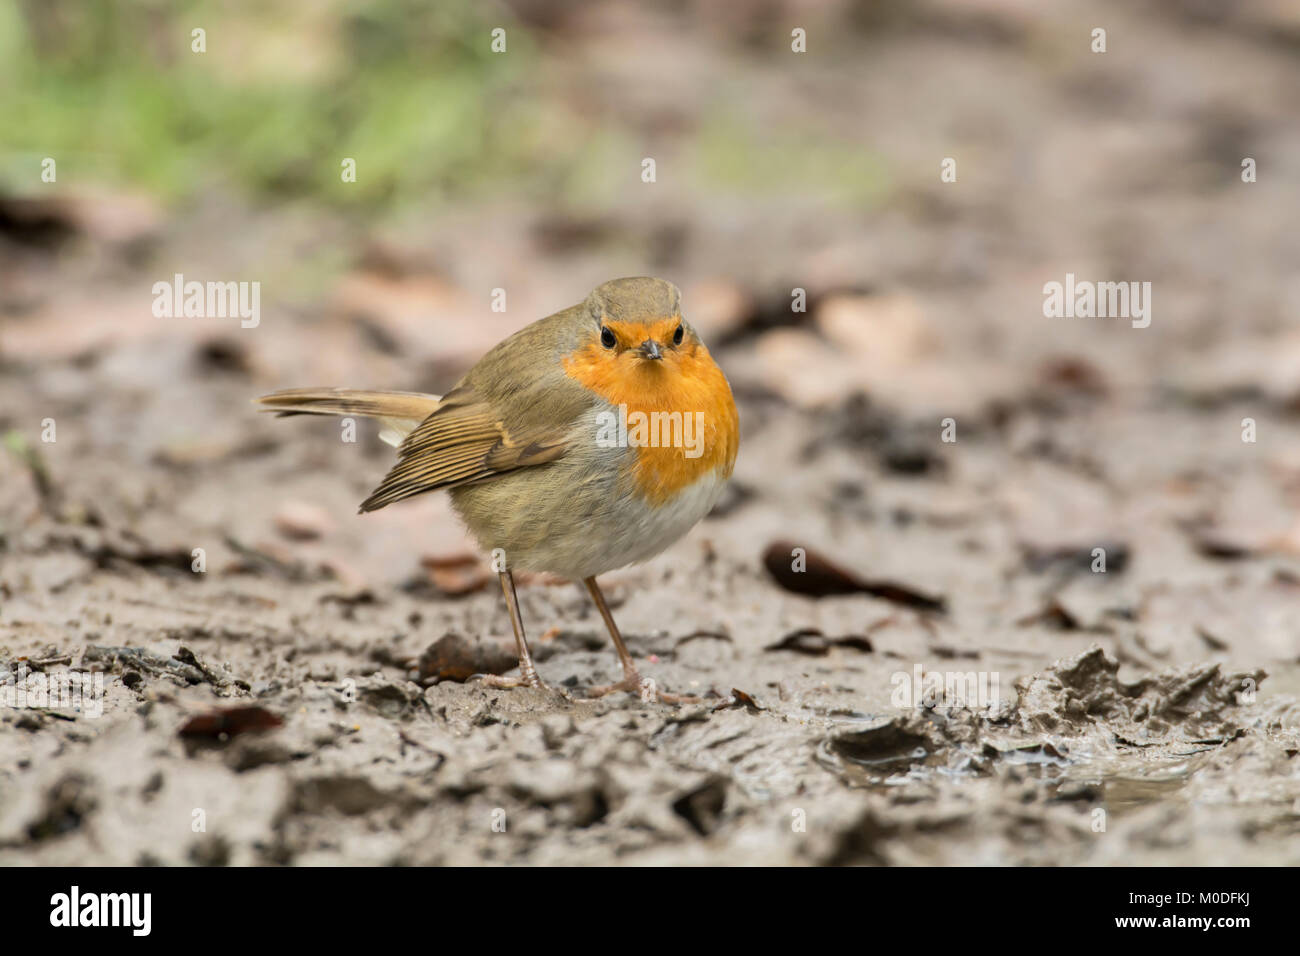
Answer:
[256,277,739,702]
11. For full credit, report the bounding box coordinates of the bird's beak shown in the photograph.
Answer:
[638,340,663,360]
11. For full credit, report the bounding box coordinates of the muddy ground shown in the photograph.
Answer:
[2,0,1300,865]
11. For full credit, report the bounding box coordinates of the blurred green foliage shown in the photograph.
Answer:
[0,0,541,205]
[0,0,889,212]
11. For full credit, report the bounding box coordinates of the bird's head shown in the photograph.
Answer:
[577,277,702,378]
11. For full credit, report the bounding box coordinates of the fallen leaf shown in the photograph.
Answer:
[764,628,874,656]
[762,540,946,612]
[416,632,517,684]
[179,706,283,740]
[712,688,764,713]
[763,540,860,596]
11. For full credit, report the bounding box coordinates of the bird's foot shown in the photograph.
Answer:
[586,669,702,705]
[469,669,552,692]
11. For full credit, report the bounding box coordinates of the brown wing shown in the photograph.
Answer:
[357,385,568,512]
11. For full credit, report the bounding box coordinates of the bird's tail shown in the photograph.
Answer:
[254,387,441,447]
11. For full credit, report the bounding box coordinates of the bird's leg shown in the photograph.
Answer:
[582,576,701,704]
[474,569,547,689]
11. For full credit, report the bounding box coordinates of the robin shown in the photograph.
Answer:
[257,277,739,702]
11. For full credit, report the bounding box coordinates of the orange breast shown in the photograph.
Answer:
[563,340,739,506]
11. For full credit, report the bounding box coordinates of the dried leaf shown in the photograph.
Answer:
[762,540,862,596]
[179,706,282,740]
[416,632,517,684]
[762,540,946,612]
[764,628,873,656]
[712,688,764,712]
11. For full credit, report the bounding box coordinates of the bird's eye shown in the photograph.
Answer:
[600,326,617,349]
[673,324,684,346]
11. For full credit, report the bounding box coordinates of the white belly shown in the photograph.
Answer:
[533,469,727,581]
